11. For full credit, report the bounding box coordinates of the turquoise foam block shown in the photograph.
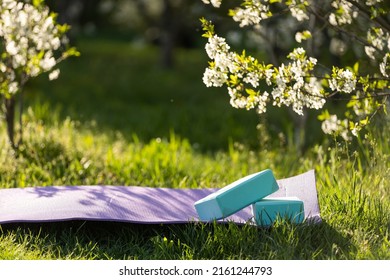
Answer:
[194,169,279,221]
[252,197,304,226]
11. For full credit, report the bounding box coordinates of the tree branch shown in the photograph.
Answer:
[346,0,390,32]
[306,4,385,54]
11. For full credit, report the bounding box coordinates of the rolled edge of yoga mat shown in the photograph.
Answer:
[252,196,304,226]
[194,169,279,221]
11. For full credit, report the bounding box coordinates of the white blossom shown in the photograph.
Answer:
[5,40,18,55]
[351,125,359,137]
[1,0,17,10]
[321,115,339,134]
[340,126,351,141]
[365,28,390,60]
[364,46,376,60]
[321,114,350,141]
[40,52,56,71]
[205,35,230,60]
[328,14,338,27]
[288,47,305,60]
[329,69,356,93]
[1,0,72,97]
[231,0,270,28]
[49,69,60,81]
[0,62,6,73]
[203,68,227,87]
[289,0,309,22]
[229,89,247,109]
[329,0,357,26]
[295,31,311,43]
[202,0,222,8]
[264,68,273,86]
[243,71,260,87]
[268,48,324,114]
[380,54,390,78]
[367,28,386,51]
[365,0,382,6]
[214,52,235,73]
[256,91,269,113]
[8,81,18,94]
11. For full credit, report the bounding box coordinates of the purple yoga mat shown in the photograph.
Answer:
[0,170,321,225]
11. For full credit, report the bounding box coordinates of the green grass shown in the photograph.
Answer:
[0,37,389,259]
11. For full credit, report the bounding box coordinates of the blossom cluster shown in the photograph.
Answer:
[380,53,389,78]
[201,0,221,8]
[201,0,390,140]
[328,0,358,26]
[271,48,325,115]
[329,67,356,94]
[320,113,351,141]
[0,0,74,98]
[202,21,326,115]
[365,28,390,59]
[202,32,270,112]
[229,0,271,28]
[288,0,309,22]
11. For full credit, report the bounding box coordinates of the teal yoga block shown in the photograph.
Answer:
[194,169,279,221]
[252,197,304,226]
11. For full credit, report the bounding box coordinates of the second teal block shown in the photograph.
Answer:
[252,197,305,226]
[194,169,279,221]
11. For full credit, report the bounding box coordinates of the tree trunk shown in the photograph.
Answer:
[259,27,308,153]
[4,95,16,149]
[160,0,176,69]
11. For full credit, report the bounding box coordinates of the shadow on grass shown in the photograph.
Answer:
[292,221,355,259]
[0,219,353,260]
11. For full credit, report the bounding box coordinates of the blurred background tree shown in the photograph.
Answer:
[46,0,211,69]
[0,0,78,149]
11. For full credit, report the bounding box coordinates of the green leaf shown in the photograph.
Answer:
[32,0,44,7]
[353,62,359,75]
[200,18,215,38]
[64,47,81,58]
[360,117,369,126]
[245,88,258,97]
[346,97,358,108]
[228,9,236,17]
[318,110,330,121]
[229,75,239,87]
[57,24,71,34]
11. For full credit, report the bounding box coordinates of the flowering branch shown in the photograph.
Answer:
[200,0,389,141]
[0,0,79,149]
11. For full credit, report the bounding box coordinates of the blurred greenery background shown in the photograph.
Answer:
[25,0,328,153]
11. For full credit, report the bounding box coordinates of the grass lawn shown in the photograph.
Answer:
[0,37,389,259]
